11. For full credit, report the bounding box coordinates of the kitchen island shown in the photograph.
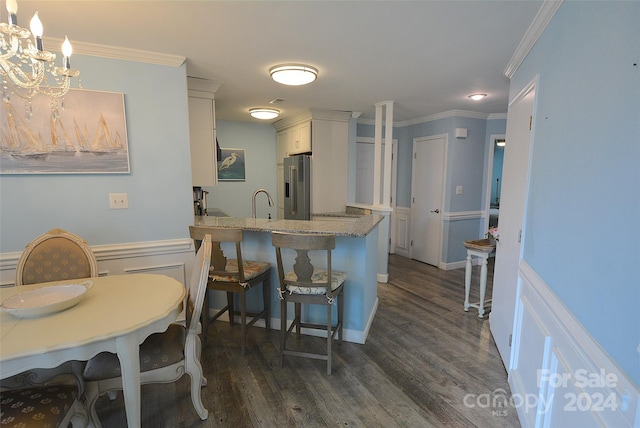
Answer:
[190,214,383,344]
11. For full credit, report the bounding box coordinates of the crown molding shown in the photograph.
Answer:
[43,37,186,68]
[487,113,507,120]
[272,109,351,130]
[358,109,498,128]
[187,77,223,99]
[504,0,563,79]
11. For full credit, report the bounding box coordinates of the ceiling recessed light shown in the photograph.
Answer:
[468,93,487,101]
[269,64,318,86]
[249,108,280,120]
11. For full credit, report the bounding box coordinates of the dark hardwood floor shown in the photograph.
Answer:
[96,254,520,427]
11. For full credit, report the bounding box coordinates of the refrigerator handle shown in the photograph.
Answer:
[289,165,297,215]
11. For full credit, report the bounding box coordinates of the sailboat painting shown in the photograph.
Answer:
[0,89,129,174]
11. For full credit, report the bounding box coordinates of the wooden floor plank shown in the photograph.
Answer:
[95,255,520,427]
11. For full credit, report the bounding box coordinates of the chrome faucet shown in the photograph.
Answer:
[252,188,274,218]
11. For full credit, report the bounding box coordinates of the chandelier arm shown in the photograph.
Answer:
[36,76,70,98]
[4,59,44,89]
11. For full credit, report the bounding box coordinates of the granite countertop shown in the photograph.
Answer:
[193,214,383,238]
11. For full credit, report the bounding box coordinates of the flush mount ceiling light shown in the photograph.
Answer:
[496,139,506,147]
[269,64,318,86]
[468,93,487,101]
[249,108,280,120]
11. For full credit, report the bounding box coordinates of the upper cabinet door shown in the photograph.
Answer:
[189,96,216,186]
[276,128,290,162]
[289,121,311,155]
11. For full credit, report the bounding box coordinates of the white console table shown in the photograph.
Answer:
[463,239,496,318]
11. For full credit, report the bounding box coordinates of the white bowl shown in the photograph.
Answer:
[1,281,93,318]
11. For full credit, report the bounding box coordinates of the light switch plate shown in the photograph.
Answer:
[456,186,464,195]
[109,193,128,209]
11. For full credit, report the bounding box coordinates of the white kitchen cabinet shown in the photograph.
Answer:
[274,110,351,216]
[290,121,311,155]
[276,120,311,160]
[188,78,221,187]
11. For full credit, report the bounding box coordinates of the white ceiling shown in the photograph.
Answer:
[19,1,543,123]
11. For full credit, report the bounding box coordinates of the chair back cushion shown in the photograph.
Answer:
[0,385,79,427]
[82,324,186,381]
[16,228,98,286]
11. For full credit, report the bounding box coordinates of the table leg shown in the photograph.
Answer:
[116,334,141,428]
[478,254,489,318]
[464,252,472,311]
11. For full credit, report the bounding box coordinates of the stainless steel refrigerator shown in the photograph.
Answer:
[284,155,311,220]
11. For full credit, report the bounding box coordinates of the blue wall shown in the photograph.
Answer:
[203,120,277,218]
[358,114,504,263]
[0,55,194,251]
[512,1,640,386]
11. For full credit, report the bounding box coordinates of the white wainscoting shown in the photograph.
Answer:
[509,261,639,427]
[393,206,411,258]
[0,239,195,287]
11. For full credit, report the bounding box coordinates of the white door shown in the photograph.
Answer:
[410,135,446,266]
[490,82,535,369]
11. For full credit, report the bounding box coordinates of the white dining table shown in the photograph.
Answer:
[0,273,185,428]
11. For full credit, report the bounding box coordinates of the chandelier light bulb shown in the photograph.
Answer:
[29,11,44,51]
[6,0,18,14]
[61,36,73,69]
[62,36,73,57]
[29,12,43,37]
[6,0,18,25]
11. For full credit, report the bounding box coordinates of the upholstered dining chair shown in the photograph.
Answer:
[0,361,88,427]
[81,234,212,427]
[189,225,272,356]
[15,228,98,286]
[271,232,346,375]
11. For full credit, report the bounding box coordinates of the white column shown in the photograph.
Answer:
[372,101,394,283]
[373,104,383,206]
[382,101,393,206]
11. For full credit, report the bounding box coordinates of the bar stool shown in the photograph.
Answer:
[271,231,345,375]
[190,226,271,355]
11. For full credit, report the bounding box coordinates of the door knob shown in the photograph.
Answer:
[430,209,440,213]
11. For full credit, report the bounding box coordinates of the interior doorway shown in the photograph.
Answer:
[355,137,398,250]
[484,134,506,232]
[355,138,397,206]
[410,134,447,266]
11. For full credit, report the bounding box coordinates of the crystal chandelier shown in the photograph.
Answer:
[1,0,80,103]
